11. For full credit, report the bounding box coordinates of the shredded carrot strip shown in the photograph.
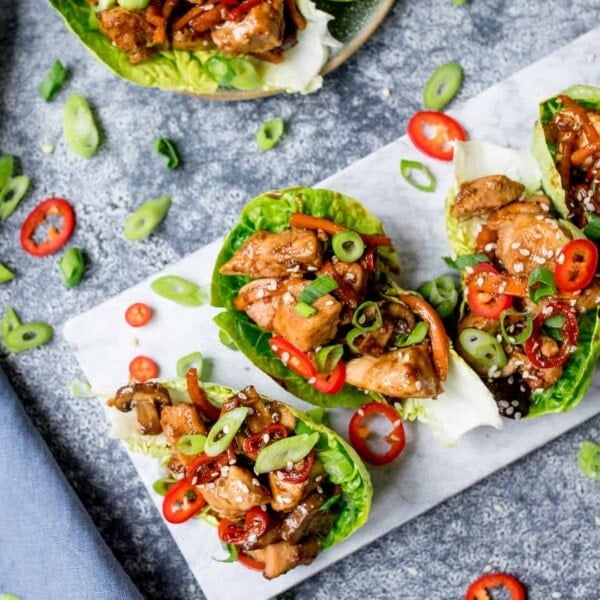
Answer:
[289,213,345,236]
[173,5,206,30]
[571,141,600,166]
[559,95,600,145]
[469,271,528,297]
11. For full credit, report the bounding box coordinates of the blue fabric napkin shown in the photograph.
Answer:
[0,366,143,600]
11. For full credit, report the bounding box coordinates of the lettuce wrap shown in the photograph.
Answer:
[446,140,600,418]
[49,0,340,95]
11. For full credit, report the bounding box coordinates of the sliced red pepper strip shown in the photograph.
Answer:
[237,552,265,571]
[554,239,598,292]
[129,355,159,382]
[186,367,221,422]
[217,506,270,545]
[523,301,579,369]
[125,302,153,327]
[348,401,406,465]
[242,423,288,458]
[162,479,206,524]
[186,452,230,485]
[269,335,317,380]
[274,449,315,483]
[407,111,467,161]
[228,0,263,20]
[465,572,526,600]
[312,360,346,395]
[20,197,75,256]
[465,263,513,320]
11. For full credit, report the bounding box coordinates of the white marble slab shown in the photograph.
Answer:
[64,26,600,600]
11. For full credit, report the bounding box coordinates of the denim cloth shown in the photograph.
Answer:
[0,367,143,600]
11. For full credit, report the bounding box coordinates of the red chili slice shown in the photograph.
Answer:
[217,506,270,545]
[20,197,75,256]
[227,0,262,20]
[274,449,316,483]
[186,452,230,485]
[242,423,288,458]
[186,367,221,422]
[465,572,526,600]
[554,239,598,292]
[407,111,468,161]
[237,552,265,571]
[269,335,317,380]
[125,302,153,327]
[348,401,406,466]
[162,479,206,524]
[129,355,159,382]
[312,360,346,395]
[466,263,513,319]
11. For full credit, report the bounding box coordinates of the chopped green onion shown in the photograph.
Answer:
[215,543,238,563]
[254,432,319,474]
[124,196,171,241]
[0,175,30,221]
[542,313,566,342]
[228,58,261,91]
[578,440,600,481]
[314,344,344,373]
[583,213,600,239]
[4,322,53,353]
[418,275,458,318]
[39,60,68,101]
[458,327,507,371]
[152,477,177,496]
[95,0,117,10]
[176,351,204,378]
[297,275,338,304]
[399,159,436,193]
[153,138,181,170]
[151,275,205,306]
[0,155,14,191]
[204,56,236,86]
[177,434,207,456]
[352,301,383,332]
[257,118,284,152]
[345,327,364,353]
[1,307,21,340]
[423,62,463,110]
[443,253,489,270]
[205,407,248,457]
[331,230,365,262]
[294,301,317,318]
[59,247,85,288]
[396,321,429,347]
[218,329,238,351]
[64,93,100,158]
[0,264,15,284]
[527,266,556,304]
[118,0,150,8]
[499,310,533,345]
[67,380,95,398]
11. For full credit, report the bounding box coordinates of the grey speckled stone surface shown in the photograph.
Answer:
[1,1,600,599]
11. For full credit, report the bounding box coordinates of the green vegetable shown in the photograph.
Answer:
[1,307,21,340]
[399,159,436,193]
[331,230,365,262]
[204,56,235,86]
[458,327,507,372]
[418,275,458,318]
[153,138,180,170]
[124,196,171,241]
[345,328,364,354]
[254,432,319,474]
[499,310,533,345]
[314,344,344,373]
[395,321,429,347]
[152,477,177,496]
[39,60,68,101]
[583,213,600,239]
[0,175,30,221]
[294,301,317,318]
[59,247,85,288]
[228,58,261,91]
[0,155,14,191]
[0,594,23,600]
[352,301,382,332]
[443,253,489,270]
[305,406,328,425]
[257,118,284,152]
[527,266,556,304]
[0,264,15,284]
[218,329,238,351]
[118,0,149,7]
[151,275,205,306]
[205,407,249,456]
[177,434,207,455]
[4,322,54,353]
[423,62,462,110]
[64,93,100,158]
[176,351,204,378]
[215,543,238,563]
[297,275,338,304]
[577,440,600,482]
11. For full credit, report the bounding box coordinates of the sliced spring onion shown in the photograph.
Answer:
[118,0,150,8]
[294,301,317,318]
[458,327,507,371]
[0,264,15,284]
[153,138,181,170]
[228,58,261,91]
[1,307,21,340]
[218,329,238,351]
[257,118,284,152]
[352,301,383,332]
[583,212,600,239]
[578,440,600,481]
[418,275,458,318]
[215,543,238,564]
[345,327,364,353]
[0,155,14,190]
[541,313,566,342]
[205,407,249,456]
[152,477,177,496]
[528,266,557,304]
[297,275,338,304]
[124,196,171,241]
[176,351,204,378]
[177,434,207,456]
[64,93,100,158]
[4,322,53,353]
[395,321,429,347]
[59,247,85,288]
[39,60,68,101]
[331,230,365,262]
[499,310,533,345]
[254,432,319,474]
[204,56,236,86]
[314,344,344,373]
[0,175,30,221]
[423,62,463,110]
[150,275,205,306]
[443,253,489,270]
[399,159,436,193]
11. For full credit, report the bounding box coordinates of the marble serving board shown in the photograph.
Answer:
[64,27,600,600]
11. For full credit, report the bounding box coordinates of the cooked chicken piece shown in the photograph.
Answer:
[268,472,307,512]
[506,346,563,391]
[272,282,342,353]
[281,492,338,544]
[247,538,321,579]
[219,229,322,278]
[457,311,500,336]
[572,276,600,314]
[241,515,285,551]
[452,175,525,218]
[234,278,285,330]
[199,465,271,520]
[171,26,209,51]
[352,322,395,357]
[321,258,368,297]
[98,7,156,64]
[160,403,208,472]
[211,0,285,55]
[345,343,441,398]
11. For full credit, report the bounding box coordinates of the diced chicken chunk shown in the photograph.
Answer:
[281,492,338,544]
[247,538,321,579]
[452,175,525,218]
[268,472,307,512]
[234,278,283,330]
[98,7,156,64]
[161,403,208,471]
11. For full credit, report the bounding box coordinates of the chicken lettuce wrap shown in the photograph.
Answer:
[446,140,600,418]
[49,0,340,95]
[109,375,371,579]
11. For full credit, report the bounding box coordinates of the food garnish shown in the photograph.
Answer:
[256,118,284,152]
[59,247,86,288]
[123,196,171,241]
[39,60,68,101]
[400,159,437,193]
[422,62,463,111]
[153,137,181,170]
[125,302,154,327]
[465,572,526,600]
[64,93,100,158]
[578,440,600,481]
[407,111,467,161]
[20,197,76,256]
[129,355,160,382]
[151,275,205,306]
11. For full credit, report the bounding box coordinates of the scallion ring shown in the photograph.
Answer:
[0,155,14,190]
[228,58,261,91]
[3,322,53,353]
[176,351,204,378]
[64,93,100,159]
[345,328,364,353]
[542,313,566,342]
[352,301,383,332]
[0,175,30,221]
[254,432,319,474]
[400,159,436,193]
[314,344,344,373]
[499,310,533,345]
[1,307,21,340]
[395,321,429,347]
[423,62,463,110]
[331,230,365,262]
[59,247,85,288]
[124,196,171,241]
[152,477,177,496]
[294,301,317,318]
[0,264,15,284]
[204,56,236,85]
[297,274,338,304]
[204,407,249,457]
[153,138,181,170]
[257,118,284,152]
[177,434,207,456]
[527,266,557,304]
[418,275,458,318]
[458,327,507,371]
[151,275,205,307]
